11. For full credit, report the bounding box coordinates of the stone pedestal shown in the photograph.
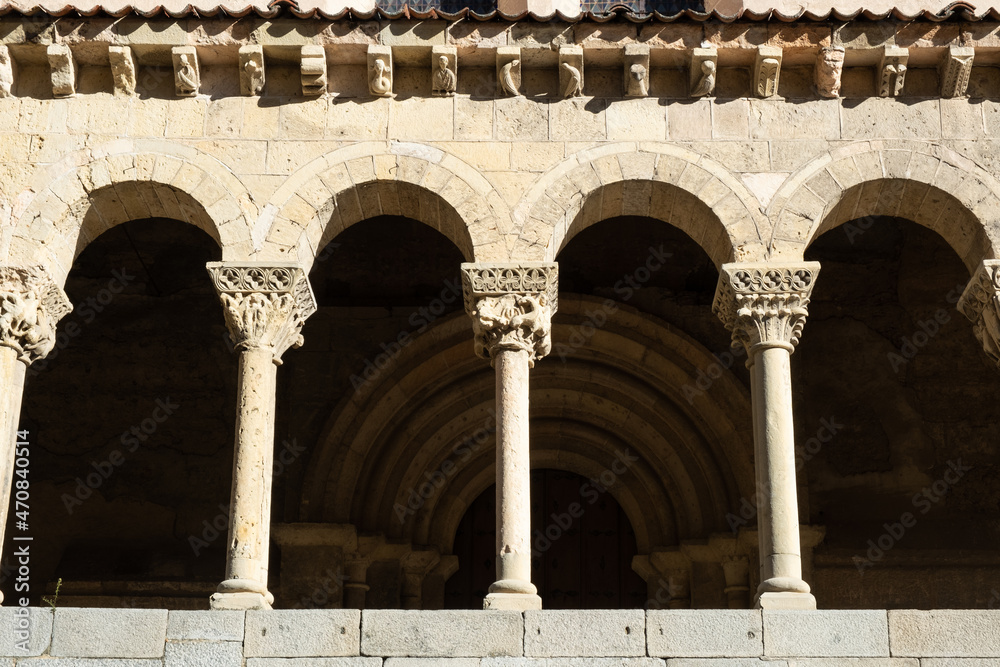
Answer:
[714,263,820,610]
[462,263,557,611]
[206,263,316,610]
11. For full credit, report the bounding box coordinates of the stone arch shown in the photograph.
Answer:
[512,143,770,267]
[4,140,256,285]
[258,142,510,269]
[766,140,1000,272]
[300,296,755,556]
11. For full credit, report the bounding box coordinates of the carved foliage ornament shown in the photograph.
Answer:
[712,264,819,354]
[207,264,317,362]
[958,260,1000,367]
[0,266,73,364]
[461,264,558,366]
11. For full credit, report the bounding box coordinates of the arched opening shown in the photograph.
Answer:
[10,218,233,607]
[445,469,647,609]
[798,215,1000,608]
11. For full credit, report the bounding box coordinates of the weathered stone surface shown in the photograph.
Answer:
[889,610,1000,657]
[246,660,381,666]
[245,610,361,658]
[361,610,522,657]
[647,610,762,658]
[166,610,245,641]
[484,660,665,666]
[51,609,168,659]
[524,610,645,658]
[164,641,243,667]
[0,607,51,656]
[763,611,889,658]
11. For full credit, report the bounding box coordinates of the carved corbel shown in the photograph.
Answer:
[47,44,76,98]
[461,263,558,367]
[497,46,522,97]
[301,45,327,97]
[959,260,1000,367]
[0,45,17,98]
[712,263,820,354]
[689,47,717,98]
[815,46,844,99]
[239,45,265,96]
[940,45,974,99]
[172,46,200,97]
[431,45,457,97]
[368,45,393,98]
[558,45,584,98]
[206,263,317,363]
[754,46,782,98]
[879,46,908,98]
[0,265,73,365]
[108,46,138,97]
[623,44,649,98]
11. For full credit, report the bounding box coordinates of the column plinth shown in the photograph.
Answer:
[462,263,557,611]
[713,262,819,611]
[207,263,316,611]
[0,265,71,605]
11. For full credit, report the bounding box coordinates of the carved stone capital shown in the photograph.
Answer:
[461,263,558,367]
[712,262,820,354]
[207,263,317,362]
[0,265,73,365]
[958,260,1000,367]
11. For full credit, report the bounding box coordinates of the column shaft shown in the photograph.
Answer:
[493,347,533,590]
[216,347,277,604]
[752,345,807,591]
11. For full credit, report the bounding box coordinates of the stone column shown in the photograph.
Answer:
[461,263,557,611]
[0,266,71,605]
[713,262,820,610]
[207,263,316,610]
[959,260,1000,367]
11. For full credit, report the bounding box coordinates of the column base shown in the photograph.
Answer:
[210,591,272,610]
[756,591,817,610]
[483,592,542,610]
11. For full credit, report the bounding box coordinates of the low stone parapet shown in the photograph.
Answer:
[0,607,997,664]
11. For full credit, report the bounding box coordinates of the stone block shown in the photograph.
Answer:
[763,610,889,658]
[246,660,381,666]
[647,610,762,658]
[15,661,161,666]
[166,610,244,641]
[164,641,242,667]
[888,610,1000,657]
[361,610,522,657]
[524,610,645,658]
[385,660,480,666]
[664,661,785,667]
[245,609,360,658]
[0,607,51,656]
[51,608,168,658]
[484,661,665,666]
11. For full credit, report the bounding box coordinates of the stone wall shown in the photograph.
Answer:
[1,608,998,665]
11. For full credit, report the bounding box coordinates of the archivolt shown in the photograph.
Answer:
[767,140,1000,272]
[300,296,755,556]
[258,142,511,269]
[4,139,256,285]
[511,143,770,267]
